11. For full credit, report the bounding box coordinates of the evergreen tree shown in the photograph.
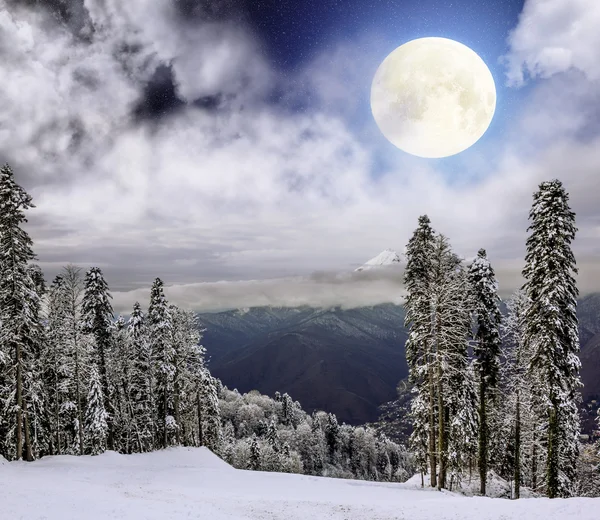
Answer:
[468,248,502,495]
[249,434,261,470]
[81,267,115,449]
[59,265,90,455]
[522,179,582,498]
[198,369,221,454]
[84,365,108,455]
[404,215,437,487]
[148,278,174,448]
[0,164,41,461]
[127,302,154,452]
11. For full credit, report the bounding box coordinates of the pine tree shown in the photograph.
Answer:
[522,179,582,498]
[198,369,221,454]
[81,267,115,449]
[60,265,90,455]
[148,278,174,448]
[0,164,41,461]
[468,248,502,495]
[249,434,261,470]
[84,365,108,455]
[128,302,154,452]
[404,215,437,487]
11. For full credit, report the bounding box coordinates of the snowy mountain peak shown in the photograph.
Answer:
[355,249,402,271]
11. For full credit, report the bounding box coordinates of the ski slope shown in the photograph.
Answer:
[0,448,597,520]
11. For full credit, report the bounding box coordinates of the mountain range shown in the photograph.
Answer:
[198,251,600,429]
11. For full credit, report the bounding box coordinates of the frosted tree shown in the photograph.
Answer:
[111,316,136,453]
[249,434,261,470]
[468,248,502,495]
[148,278,174,448]
[84,365,108,455]
[499,289,541,497]
[128,302,154,452]
[404,215,437,487]
[325,413,339,463]
[81,267,115,449]
[170,306,205,446]
[0,164,42,461]
[429,234,475,489]
[522,179,582,498]
[198,369,221,453]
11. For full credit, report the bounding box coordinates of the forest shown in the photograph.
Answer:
[0,163,599,498]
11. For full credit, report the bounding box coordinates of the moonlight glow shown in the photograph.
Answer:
[371,37,497,158]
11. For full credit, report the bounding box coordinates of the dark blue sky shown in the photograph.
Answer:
[245,0,525,72]
[240,0,529,174]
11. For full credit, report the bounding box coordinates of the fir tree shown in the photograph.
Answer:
[81,267,115,449]
[468,248,502,495]
[148,278,174,448]
[84,365,108,455]
[249,434,261,470]
[0,164,41,461]
[198,369,221,454]
[404,215,437,487]
[127,302,154,452]
[522,179,582,498]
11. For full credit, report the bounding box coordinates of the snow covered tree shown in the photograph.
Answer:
[148,278,174,448]
[170,306,205,446]
[59,265,91,456]
[325,413,339,463]
[127,302,154,452]
[84,365,108,455]
[81,267,115,449]
[0,164,43,461]
[468,248,502,495]
[404,215,437,487]
[249,434,261,470]
[522,179,582,498]
[198,369,221,454]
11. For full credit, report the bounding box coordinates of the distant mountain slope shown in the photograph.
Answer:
[355,249,403,271]
[199,304,408,425]
[198,295,600,428]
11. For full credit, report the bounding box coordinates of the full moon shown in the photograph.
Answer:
[370,37,496,158]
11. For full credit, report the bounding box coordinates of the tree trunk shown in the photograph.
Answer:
[23,399,33,461]
[514,391,521,499]
[428,362,437,488]
[547,405,559,498]
[74,361,84,455]
[16,341,23,460]
[197,391,204,447]
[531,428,537,492]
[98,345,113,451]
[163,386,168,449]
[437,362,446,490]
[479,378,487,496]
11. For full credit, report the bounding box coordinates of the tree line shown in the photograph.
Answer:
[0,164,221,460]
[403,179,586,498]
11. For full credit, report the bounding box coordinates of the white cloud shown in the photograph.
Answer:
[504,0,600,85]
[1,0,599,311]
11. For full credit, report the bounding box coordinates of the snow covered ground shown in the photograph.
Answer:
[1,448,597,520]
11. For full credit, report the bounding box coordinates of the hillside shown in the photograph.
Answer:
[199,296,600,428]
[1,447,598,519]
[200,304,408,425]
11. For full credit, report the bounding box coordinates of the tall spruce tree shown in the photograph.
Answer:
[0,164,41,461]
[81,267,115,449]
[468,248,502,495]
[522,179,582,498]
[128,302,154,452]
[84,365,108,455]
[148,278,174,448]
[404,215,437,487]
